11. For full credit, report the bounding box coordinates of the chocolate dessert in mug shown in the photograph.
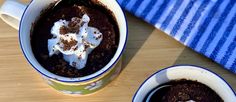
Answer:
[0,0,127,95]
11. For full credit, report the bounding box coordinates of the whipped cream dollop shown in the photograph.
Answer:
[48,14,103,69]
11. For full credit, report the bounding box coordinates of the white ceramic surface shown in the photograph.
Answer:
[133,65,236,102]
[0,0,127,82]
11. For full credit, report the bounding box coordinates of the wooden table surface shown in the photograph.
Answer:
[0,0,235,102]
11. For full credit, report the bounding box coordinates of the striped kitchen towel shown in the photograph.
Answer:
[117,0,236,73]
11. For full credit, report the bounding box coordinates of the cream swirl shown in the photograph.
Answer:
[48,14,103,69]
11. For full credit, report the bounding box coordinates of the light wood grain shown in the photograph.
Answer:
[0,0,235,102]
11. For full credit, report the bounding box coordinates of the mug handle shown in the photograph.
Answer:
[0,0,27,30]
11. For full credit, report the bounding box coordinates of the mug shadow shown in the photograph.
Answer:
[121,12,154,70]
[173,47,236,76]
[174,47,236,91]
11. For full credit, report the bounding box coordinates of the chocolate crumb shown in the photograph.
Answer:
[78,55,82,59]
[59,26,68,35]
[107,31,111,35]
[62,14,65,18]
[68,21,77,27]
[74,46,78,50]
[105,44,111,49]
[84,44,90,50]
[71,17,81,23]
[61,39,78,51]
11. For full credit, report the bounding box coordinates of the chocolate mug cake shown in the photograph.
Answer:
[144,79,223,102]
[31,0,119,77]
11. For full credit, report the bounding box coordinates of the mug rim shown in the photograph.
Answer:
[132,65,236,102]
[19,0,128,83]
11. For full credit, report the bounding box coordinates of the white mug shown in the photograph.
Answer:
[0,0,128,95]
[133,65,236,102]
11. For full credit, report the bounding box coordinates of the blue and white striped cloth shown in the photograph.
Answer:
[117,0,236,74]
